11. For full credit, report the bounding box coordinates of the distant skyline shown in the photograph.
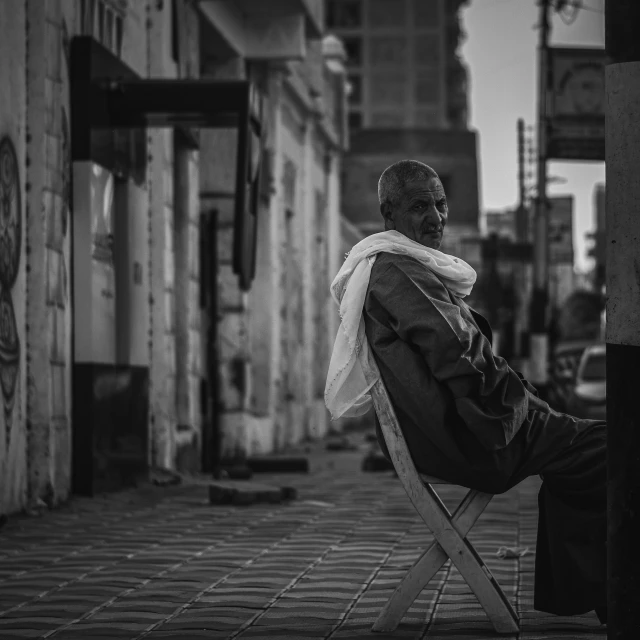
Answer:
[461,0,605,271]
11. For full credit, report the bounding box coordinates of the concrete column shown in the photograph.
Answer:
[200,56,252,464]
[147,1,178,470]
[247,72,283,452]
[173,136,198,469]
[301,118,316,441]
[326,153,342,370]
[605,1,640,634]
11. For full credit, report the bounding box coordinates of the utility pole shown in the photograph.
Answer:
[516,118,527,241]
[605,1,640,637]
[528,0,551,396]
[513,119,529,370]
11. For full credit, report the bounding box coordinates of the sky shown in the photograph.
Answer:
[460,0,605,271]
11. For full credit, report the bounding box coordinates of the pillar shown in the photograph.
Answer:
[605,1,640,635]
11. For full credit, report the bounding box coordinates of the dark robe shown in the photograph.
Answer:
[363,252,606,617]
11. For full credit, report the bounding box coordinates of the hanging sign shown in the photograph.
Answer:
[547,47,606,162]
[548,195,574,265]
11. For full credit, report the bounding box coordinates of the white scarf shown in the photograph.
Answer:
[324,230,477,420]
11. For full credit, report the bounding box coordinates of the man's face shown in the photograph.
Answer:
[381,177,448,250]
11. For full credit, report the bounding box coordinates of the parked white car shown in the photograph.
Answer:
[565,344,606,421]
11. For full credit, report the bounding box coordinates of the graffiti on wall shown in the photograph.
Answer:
[0,137,22,450]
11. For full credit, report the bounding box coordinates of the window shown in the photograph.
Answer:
[327,0,362,29]
[414,0,441,28]
[414,108,440,127]
[414,33,441,66]
[342,37,362,66]
[115,14,123,55]
[415,69,440,105]
[79,0,124,57]
[171,0,179,64]
[105,9,114,48]
[370,71,406,106]
[369,0,406,28]
[98,2,105,41]
[80,0,96,33]
[370,111,405,127]
[348,111,363,131]
[369,37,407,67]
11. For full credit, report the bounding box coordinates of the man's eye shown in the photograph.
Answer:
[412,203,425,211]
[437,200,447,211]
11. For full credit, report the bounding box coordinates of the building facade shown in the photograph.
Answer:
[326,0,469,130]
[0,0,347,516]
[324,0,479,245]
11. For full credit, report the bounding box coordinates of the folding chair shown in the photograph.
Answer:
[359,345,520,634]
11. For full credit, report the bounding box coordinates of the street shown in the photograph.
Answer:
[0,437,604,640]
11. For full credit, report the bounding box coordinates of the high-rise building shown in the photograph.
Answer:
[326,0,480,249]
[326,0,470,130]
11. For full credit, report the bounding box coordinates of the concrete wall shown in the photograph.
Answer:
[0,0,28,515]
[0,0,204,514]
[198,39,347,460]
[2,0,346,513]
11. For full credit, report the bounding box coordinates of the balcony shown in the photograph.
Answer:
[197,0,323,61]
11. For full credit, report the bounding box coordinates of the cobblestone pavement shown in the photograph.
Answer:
[0,440,606,640]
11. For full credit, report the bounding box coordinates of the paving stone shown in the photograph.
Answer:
[0,440,606,640]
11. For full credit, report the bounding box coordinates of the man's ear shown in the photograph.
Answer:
[380,202,394,229]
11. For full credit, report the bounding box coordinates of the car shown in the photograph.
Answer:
[564,344,606,420]
[547,340,594,412]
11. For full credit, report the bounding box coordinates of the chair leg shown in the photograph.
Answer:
[373,490,494,633]
[420,485,520,634]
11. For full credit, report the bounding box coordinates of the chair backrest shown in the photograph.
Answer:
[359,345,439,504]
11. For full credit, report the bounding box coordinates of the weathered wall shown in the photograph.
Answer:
[199,56,251,463]
[244,70,347,454]
[0,0,28,515]
[147,0,201,471]
[246,74,284,455]
[24,0,77,509]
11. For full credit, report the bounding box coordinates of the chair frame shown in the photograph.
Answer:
[360,345,520,634]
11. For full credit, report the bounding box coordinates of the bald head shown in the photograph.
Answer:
[378,160,440,210]
[377,160,448,250]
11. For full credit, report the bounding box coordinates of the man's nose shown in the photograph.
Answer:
[424,205,442,225]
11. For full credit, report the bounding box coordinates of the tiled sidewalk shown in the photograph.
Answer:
[0,441,606,639]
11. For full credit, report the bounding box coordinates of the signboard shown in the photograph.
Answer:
[548,196,574,265]
[547,47,606,161]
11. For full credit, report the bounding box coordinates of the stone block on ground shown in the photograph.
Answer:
[208,480,298,506]
[217,464,254,480]
[246,456,310,473]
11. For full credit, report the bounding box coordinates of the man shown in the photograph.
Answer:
[326,160,606,624]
